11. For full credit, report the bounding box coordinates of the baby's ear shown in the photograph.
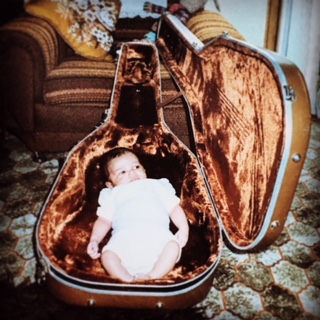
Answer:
[105,181,113,188]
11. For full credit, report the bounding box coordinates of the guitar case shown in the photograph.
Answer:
[35,14,311,310]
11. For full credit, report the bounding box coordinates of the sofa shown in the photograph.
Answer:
[0,1,243,159]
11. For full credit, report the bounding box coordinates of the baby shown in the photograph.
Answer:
[87,147,189,282]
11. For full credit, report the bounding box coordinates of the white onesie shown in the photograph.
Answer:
[97,178,181,275]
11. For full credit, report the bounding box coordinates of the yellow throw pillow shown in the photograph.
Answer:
[25,0,121,60]
[187,11,246,44]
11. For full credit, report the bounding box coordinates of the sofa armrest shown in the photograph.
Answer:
[0,14,61,73]
[0,15,61,132]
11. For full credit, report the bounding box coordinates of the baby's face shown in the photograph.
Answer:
[106,152,147,188]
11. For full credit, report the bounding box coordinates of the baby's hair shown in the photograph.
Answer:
[101,147,136,181]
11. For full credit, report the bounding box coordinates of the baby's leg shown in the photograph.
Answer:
[147,240,180,279]
[101,250,133,282]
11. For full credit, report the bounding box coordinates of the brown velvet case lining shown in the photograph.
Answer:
[37,43,222,285]
[156,17,284,248]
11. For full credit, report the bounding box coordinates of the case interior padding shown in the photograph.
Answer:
[157,16,286,248]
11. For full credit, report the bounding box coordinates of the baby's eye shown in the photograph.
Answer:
[134,165,140,169]
[119,170,127,175]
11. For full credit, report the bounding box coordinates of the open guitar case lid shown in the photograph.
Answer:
[35,13,311,310]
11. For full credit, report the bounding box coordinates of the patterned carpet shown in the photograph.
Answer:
[0,119,319,320]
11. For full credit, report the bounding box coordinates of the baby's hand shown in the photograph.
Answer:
[87,240,101,259]
[143,2,153,13]
[175,229,189,248]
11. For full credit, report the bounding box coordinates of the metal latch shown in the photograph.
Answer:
[284,85,296,102]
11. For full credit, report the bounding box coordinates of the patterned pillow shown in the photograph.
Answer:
[25,0,121,60]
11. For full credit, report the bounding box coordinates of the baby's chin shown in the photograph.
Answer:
[130,177,147,183]
[116,177,148,186]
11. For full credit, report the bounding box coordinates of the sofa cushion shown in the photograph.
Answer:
[44,58,116,107]
[44,56,180,110]
[25,0,121,60]
[187,10,246,43]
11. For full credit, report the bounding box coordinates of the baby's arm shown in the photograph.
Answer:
[87,217,112,259]
[170,205,189,247]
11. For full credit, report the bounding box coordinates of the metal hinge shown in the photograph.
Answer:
[284,85,296,102]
